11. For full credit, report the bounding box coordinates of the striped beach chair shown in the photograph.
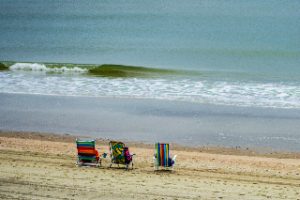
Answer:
[109,141,135,169]
[76,139,101,167]
[154,143,177,170]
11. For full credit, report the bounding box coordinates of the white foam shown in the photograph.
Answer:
[9,63,88,73]
[10,63,48,71]
[1,70,300,109]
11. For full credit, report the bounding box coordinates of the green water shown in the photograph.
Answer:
[0,0,299,81]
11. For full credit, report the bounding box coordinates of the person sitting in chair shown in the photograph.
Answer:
[123,147,132,164]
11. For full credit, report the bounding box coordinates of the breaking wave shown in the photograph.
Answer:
[7,62,180,77]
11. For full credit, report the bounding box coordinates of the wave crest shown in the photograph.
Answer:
[9,63,88,73]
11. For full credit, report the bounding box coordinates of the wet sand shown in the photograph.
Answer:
[0,131,300,199]
[1,93,300,151]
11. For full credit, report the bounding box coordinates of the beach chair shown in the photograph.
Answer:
[154,143,177,170]
[76,139,101,167]
[109,141,135,169]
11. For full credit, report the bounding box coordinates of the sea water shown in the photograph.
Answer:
[0,0,300,150]
[1,0,300,108]
[1,0,300,70]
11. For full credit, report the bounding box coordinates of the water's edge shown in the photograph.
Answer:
[1,93,299,151]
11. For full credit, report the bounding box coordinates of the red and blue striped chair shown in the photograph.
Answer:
[76,139,101,166]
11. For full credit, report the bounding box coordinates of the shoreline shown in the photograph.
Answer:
[0,130,300,199]
[1,130,300,159]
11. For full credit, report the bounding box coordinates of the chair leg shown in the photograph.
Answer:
[77,159,82,167]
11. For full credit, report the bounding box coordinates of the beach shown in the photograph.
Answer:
[1,83,300,200]
[0,131,300,199]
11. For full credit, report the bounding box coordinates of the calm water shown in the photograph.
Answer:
[1,0,300,77]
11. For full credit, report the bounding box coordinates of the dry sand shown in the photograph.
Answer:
[0,131,300,199]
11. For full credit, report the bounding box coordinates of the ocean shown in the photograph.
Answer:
[0,0,300,150]
[1,0,300,108]
[1,1,300,71]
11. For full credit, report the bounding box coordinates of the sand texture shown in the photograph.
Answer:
[0,131,300,199]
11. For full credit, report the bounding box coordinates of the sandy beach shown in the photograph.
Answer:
[0,131,299,199]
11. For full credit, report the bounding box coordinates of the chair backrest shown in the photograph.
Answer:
[77,139,96,153]
[109,141,126,164]
[155,143,170,167]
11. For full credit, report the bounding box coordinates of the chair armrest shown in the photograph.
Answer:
[172,155,177,163]
[153,156,157,163]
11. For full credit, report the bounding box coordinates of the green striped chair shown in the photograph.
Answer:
[76,139,101,166]
[154,143,177,170]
